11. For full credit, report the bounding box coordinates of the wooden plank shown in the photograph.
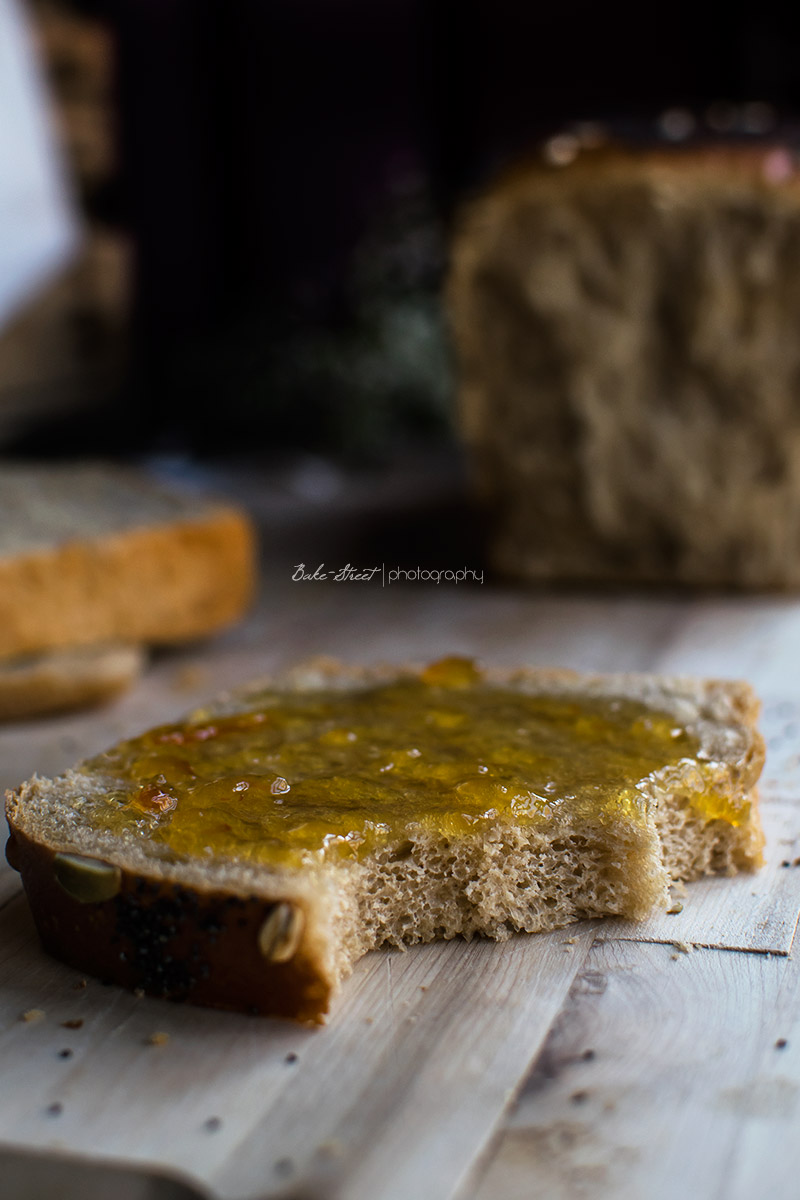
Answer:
[648,596,800,692]
[210,929,596,1200]
[467,939,789,1200]
[719,937,800,1200]
[0,895,316,1187]
[0,888,595,1200]
[1,578,798,1199]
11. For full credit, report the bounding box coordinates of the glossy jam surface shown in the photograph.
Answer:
[85,658,739,867]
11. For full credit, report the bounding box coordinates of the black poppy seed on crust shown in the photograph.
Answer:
[175,886,200,910]
[113,890,214,999]
[199,915,224,936]
[133,878,162,900]
[104,882,273,1002]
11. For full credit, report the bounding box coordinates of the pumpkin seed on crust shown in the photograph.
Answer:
[258,902,304,963]
[53,852,122,903]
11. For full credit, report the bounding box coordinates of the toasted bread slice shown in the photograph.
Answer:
[0,642,145,721]
[4,659,765,1022]
[0,461,256,659]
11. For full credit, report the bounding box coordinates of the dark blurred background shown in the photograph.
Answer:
[3,0,800,462]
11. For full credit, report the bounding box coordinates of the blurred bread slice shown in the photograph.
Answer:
[0,463,256,659]
[0,643,144,721]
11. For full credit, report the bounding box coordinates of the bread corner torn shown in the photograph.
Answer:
[5,658,765,1022]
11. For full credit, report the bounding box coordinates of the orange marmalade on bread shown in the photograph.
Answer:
[86,658,748,867]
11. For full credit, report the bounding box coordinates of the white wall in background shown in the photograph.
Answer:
[0,0,79,328]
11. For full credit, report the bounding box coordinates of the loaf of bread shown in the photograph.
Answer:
[0,462,256,661]
[5,658,765,1021]
[448,142,800,586]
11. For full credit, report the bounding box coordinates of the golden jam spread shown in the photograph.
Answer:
[85,658,740,868]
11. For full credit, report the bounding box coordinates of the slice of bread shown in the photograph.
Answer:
[4,660,765,1022]
[0,642,145,721]
[0,462,256,660]
[448,142,800,586]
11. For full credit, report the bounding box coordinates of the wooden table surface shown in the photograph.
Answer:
[1,458,800,1200]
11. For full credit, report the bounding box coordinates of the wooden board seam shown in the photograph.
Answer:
[594,934,796,958]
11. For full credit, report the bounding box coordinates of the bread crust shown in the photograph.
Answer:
[4,662,765,1022]
[7,828,332,1023]
[0,507,256,660]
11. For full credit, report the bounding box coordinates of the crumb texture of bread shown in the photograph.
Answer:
[4,663,765,1021]
[449,145,800,586]
[0,463,256,658]
[0,643,145,721]
[348,822,666,961]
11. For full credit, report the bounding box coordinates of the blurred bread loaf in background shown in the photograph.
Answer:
[449,140,800,587]
[0,463,256,719]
